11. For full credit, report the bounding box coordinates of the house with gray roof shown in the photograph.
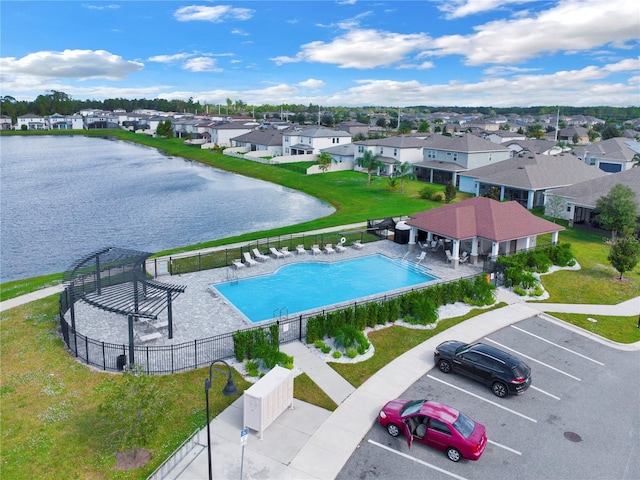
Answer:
[413,133,511,186]
[458,152,607,209]
[503,139,561,156]
[204,121,259,147]
[544,168,640,227]
[353,135,431,176]
[230,129,285,156]
[0,115,12,130]
[558,126,590,144]
[335,120,368,137]
[572,137,639,172]
[283,127,352,156]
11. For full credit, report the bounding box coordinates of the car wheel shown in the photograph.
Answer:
[438,359,452,373]
[386,423,400,437]
[446,447,461,462]
[492,381,508,398]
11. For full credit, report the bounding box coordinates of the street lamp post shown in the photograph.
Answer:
[204,359,238,480]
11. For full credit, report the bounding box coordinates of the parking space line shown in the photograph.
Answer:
[368,439,469,480]
[487,439,522,455]
[510,325,605,366]
[427,374,538,423]
[483,337,581,381]
[529,385,561,400]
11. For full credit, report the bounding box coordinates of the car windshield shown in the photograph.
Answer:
[454,343,472,355]
[400,400,426,417]
[452,412,476,438]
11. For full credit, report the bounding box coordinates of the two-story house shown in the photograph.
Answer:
[413,133,511,186]
[572,137,639,173]
[0,115,14,130]
[16,114,47,130]
[204,121,259,147]
[283,127,352,156]
[353,135,431,176]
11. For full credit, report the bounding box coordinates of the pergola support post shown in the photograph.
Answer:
[127,314,135,367]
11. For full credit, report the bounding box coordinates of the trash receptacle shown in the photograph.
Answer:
[116,355,127,371]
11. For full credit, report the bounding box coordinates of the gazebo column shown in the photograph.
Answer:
[451,239,460,269]
[490,241,500,261]
[551,231,559,244]
[526,190,534,210]
[523,236,531,251]
[408,226,417,252]
[470,236,479,265]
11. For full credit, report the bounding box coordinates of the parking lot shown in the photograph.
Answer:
[337,316,640,480]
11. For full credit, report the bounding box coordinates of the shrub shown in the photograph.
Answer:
[245,360,259,377]
[409,296,438,325]
[419,186,435,200]
[431,192,444,202]
[346,349,358,359]
[513,285,527,296]
[332,351,342,359]
[321,344,331,354]
[334,324,361,351]
[313,340,325,349]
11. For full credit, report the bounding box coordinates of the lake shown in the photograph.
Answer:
[0,135,334,282]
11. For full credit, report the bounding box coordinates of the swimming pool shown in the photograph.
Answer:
[211,254,438,323]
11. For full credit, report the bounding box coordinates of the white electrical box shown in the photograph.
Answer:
[243,365,294,439]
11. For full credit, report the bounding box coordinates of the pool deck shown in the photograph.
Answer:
[68,240,485,346]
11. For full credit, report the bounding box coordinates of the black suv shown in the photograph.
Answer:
[434,341,531,397]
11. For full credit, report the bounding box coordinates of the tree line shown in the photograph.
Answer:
[2,90,639,126]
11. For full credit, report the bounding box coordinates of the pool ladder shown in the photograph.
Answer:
[273,307,288,322]
[226,266,238,284]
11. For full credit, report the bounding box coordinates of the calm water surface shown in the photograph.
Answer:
[0,135,334,282]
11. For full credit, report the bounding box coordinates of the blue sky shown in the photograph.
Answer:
[1,0,638,107]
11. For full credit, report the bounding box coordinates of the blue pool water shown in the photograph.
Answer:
[211,254,438,323]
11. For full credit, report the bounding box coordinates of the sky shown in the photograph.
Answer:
[1,0,639,108]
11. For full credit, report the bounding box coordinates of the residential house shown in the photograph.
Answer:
[483,130,526,144]
[406,197,564,268]
[353,135,431,176]
[319,143,358,170]
[16,114,47,130]
[572,137,639,172]
[413,133,511,186]
[544,168,640,227]
[230,129,285,156]
[503,139,562,156]
[48,113,83,130]
[283,127,352,156]
[335,120,369,137]
[458,152,607,209]
[558,126,590,144]
[0,115,13,130]
[204,121,259,147]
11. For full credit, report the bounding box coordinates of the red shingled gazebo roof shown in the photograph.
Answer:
[406,197,564,242]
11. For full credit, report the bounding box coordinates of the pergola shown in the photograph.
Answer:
[406,197,564,268]
[62,247,186,366]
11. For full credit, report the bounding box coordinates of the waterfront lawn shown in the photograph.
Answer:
[0,273,63,302]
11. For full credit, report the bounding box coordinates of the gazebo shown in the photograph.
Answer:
[60,247,186,367]
[405,197,564,268]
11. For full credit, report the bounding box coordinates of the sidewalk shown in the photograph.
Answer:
[163,296,639,480]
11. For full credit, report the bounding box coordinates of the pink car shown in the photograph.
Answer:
[378,398,487,462]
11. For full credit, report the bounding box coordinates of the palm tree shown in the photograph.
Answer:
[316,152,332,172]
[356,150,383,186]
[393,161,415,194]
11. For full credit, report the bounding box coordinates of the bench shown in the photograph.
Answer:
[151,320,169,330]
[138,332,162,343]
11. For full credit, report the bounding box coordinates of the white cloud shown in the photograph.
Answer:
[298,78,325,89]
[0,49,143,80]
[271,29,431,69]
[148,53,192,63]
[174,5,254,23]
[82,3,120,10]
[428,0,640,65]
[182,57,223,73]
[436,0,534,19]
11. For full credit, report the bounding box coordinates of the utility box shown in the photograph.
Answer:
[243,365,294,439]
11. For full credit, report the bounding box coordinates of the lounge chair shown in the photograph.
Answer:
[335,243,346,253]
[459,251,469,264]
[430,240,442,252]
[416,251,426,264]
[445,250,454,264]
[231,259,245,269]
[324,244,336,254]
[252,248,269,262]
[243,252,258,267]
[418,241,427,250]
[280,246,293,257]
[269,247,285,259]
[352,240,364,250]
[311,244,322,255]
[295,244,307,255]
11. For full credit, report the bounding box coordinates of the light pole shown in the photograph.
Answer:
[205,359,238,480]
